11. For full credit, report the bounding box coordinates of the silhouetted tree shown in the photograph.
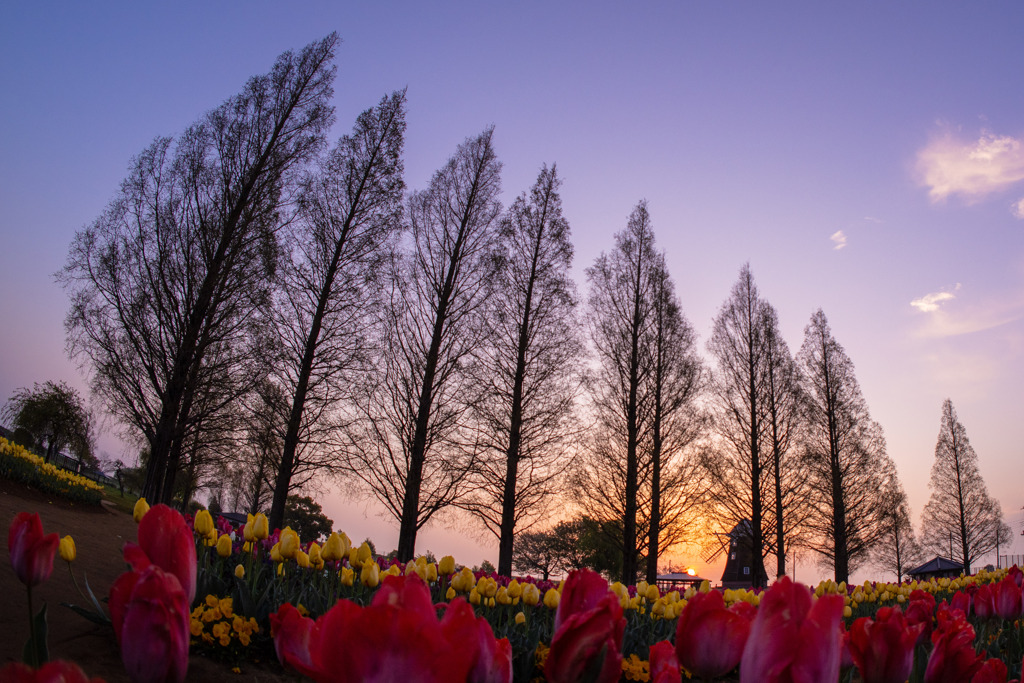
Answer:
[353,128,503,561]
[702,265,771,588]
[798,309,896,583]
[267,90,407,531]
[2,381,95,466]
[581,201,658,585]
[61,35,338,505]
[461,164,581,576]
[873,480,922,583]
[921,399,1011,574]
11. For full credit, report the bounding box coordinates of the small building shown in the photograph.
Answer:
[720,519,768,589]
[655,572,703,594]
[907,556,963,582]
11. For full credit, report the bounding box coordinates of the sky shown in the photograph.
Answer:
[2,2,1023,584]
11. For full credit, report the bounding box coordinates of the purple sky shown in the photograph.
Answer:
[2,3,1023,580]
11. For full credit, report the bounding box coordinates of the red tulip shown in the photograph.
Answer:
[1007,565,1023,588]
[906,590,936,644]
[545,569,625,683]
[271,573,499,682]
[123,504,196,604]
[649,640,682,683]
[924,603,982,683]
[0,660,106,682]
[675,589,752,679]
[951,590,972,617]
[108,564,189,683]
[470,617,512,683]
[8,512,59,587]
[971,658,1009,683]
[846,606,924,683]
[993,576,1023,620]
[739,576,845,683]
[974,583,996,620]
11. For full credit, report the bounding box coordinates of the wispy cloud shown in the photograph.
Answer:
[916,128,1024,203]
[830,230,847,250]
[1013,198,1024,219]
[911,291,956,313]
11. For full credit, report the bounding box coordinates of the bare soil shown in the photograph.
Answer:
[0,479,298,682]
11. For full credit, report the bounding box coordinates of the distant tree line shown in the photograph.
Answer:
[55,34,1012,582]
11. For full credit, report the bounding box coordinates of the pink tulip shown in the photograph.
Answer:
[0,660,106,682]
[992,576,1023,620]
[845,606,924,683]
[739,576,845,683]
[108,564,189,683]
[123,504,196,604]
[8,512,59,588]
[545,569,625,683]
[649,640,682,683]
[924,603,982,683]
[271,573,504,682]
[675,589,752,680]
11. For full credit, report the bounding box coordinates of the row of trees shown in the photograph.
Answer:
[56,35,1013,583]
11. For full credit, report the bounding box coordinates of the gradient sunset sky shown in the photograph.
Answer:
[2,2,1023,580]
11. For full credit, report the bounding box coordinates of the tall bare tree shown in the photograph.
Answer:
[267,90,407,531]
[873,480,922,583]
[797,309,896,583]
[61,35,338,505]
[352,128,503,561]
[582,201,658,584]
[921,399,1011,574]
[702,264,770,588]
[643,254,707,583]
[460,164,581,576]
[760,303,810,578]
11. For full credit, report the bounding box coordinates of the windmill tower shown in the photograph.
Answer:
[704,519,767,589]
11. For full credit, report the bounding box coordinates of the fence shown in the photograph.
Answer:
[998,555,1024,569]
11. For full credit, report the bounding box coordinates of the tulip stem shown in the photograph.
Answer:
[26,584,38,667]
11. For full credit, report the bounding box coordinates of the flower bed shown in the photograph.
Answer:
[5,498,1023,682]
[0,437,103,505]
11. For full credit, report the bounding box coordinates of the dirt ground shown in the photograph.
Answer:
[0,479,298,682]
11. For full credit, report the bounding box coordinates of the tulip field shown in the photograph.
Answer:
[3,444,1024,682]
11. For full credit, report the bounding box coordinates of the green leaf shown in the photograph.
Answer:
[22,603,48,666]
[61,602,113,626]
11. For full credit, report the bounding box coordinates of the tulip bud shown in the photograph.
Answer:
[216,534,232,558]
[270,542,283,563]
[356,541,372,565]
[522,583,541,606]
[469,588,482,605]
[279,528,300,560]
[426,563,438,583]
[243,514,256,543]
[235,564,245,579]
[8,512,59,587]
[348,546,361,569]
[361,560,380,588]
[496,586,511,605]
[446,586,456,600]
[515,611,526,625]
[322,533,343,562]
[253,513,269,541]
[340,566,354,587]
[295,550,310,569]
[308,542,321,566]
[194,509,214,538]
[544,588,560,609]
[646,583,660,602]
[439,555,456,575]
[59,535,76,563]
[133,498,150,523]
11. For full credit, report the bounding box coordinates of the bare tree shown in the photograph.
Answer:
[266,90,407,531]
[642,254,707,583]
[797,309,896,583]
[921,399,1011,574]
[760,303,811,579]
[61,36,338,505]
[582,201,658,585]
[702,264,771,588]
[459,164,581,576]
[352,128,503,561]
[873,481,922,583]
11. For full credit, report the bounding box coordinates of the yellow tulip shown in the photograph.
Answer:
[522,583,540,606]
[439,555,456,575]
[646,583,660,602]
[361,560,380,588]
[253,513,269,541]
[446,586,456,600]
[243,514,256,543]
[507,579,522,599]
[59,535,76,563]
[348,546,362,569]
[235,564,245,579]
[543,588,560,609]
[216,534,233,558]
[308,542,322,566]
[515,611,526,625]
[194,509,214,537]
[295,550,310,569]
[425,563,438,583]
[133,497,150,523]
[270,542,283,563]
[340,566,354,587]
[279,528,300,560]
[496,586,511,606]
[469,587,482,605]
[322,533,345,562]
[356,541,372,565]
